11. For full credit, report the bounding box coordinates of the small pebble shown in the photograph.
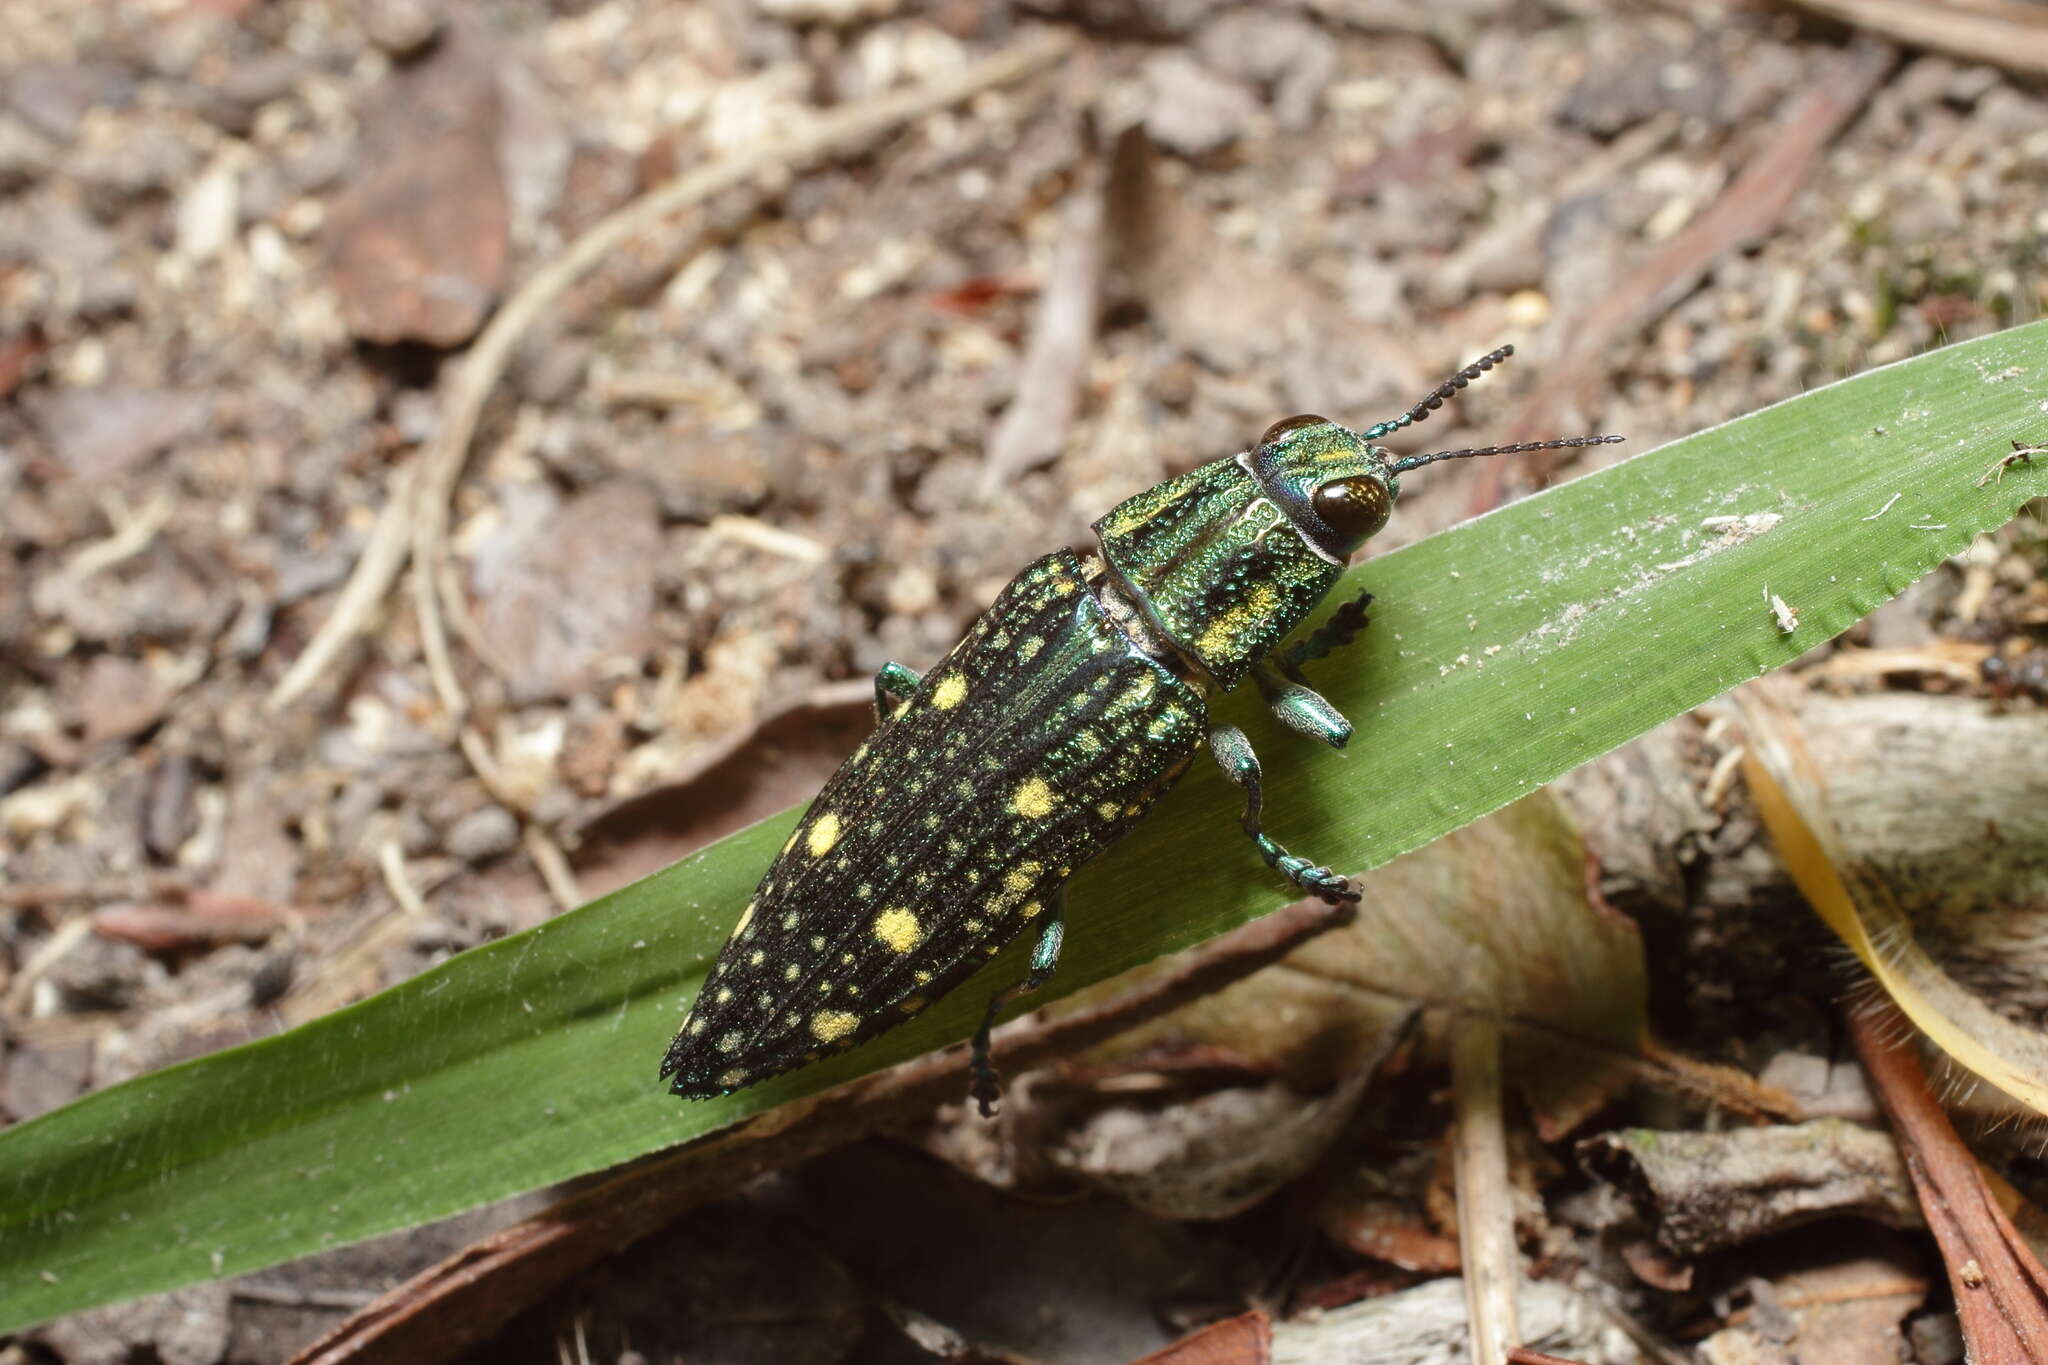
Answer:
[363,0,445,58]
[447,805,521,862]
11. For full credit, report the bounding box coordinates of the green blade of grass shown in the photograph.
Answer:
[3,323,2045,1330]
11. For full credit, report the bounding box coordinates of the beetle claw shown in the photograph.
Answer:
[970,1067,1002,1118]
[1301,865,1359,904]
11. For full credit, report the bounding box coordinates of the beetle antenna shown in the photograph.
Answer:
[1360,344,1516,441]
[1388,433,1624,476]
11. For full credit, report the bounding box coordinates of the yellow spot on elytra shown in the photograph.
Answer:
[1074,731,1103,755]
[718,1067,746,1087]
[1020,901,1043,919]
[1019,636,1045,661]
[931,672,968,710]
[914,970,933,985]
[811,1010,858,1042]
[716,1030,742,1053]
[1053,577,1077,595]
[988,862,1041,916]
[784,963,801,981]
[807,813,841,858]
[749,950,765,967]
[874,907,923,954]
[1197,583,1279,657]
[1013,776,1057,819]
[1097,801,1120,820]
[715,987,733,1004]
[1114,673,1157,711]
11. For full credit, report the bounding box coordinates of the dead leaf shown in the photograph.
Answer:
[1129,1309,1271,1365]
[1738,682,2048,1118]
[1315,1188,1462,1274]
[27,387,213,479]
[1092,791,1645,1137]
[572,686,873,898]
[1049,1024,1396,1221]
[73,653,177,746]
[324,14,508,346]
[469,481,663,704]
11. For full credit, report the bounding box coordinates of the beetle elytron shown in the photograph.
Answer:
[663,345,1619,1114]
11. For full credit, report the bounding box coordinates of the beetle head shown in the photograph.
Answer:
[1252,345,1624,561]
[1247,416,1399,561]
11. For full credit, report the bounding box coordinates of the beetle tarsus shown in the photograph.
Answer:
[1267,848,1359,904]
[1278,588,1373,683]
[1208,723,1357,904]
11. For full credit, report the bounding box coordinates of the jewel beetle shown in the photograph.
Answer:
[662,345,1620,1114]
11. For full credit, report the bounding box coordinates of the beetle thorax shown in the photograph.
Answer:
[1090,453,1345,691]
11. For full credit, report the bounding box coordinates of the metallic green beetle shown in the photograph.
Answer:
[662,345,1618,1113]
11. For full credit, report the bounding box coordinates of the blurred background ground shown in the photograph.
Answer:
[2,0,2047,1361]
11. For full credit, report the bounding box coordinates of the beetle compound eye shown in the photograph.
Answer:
[1260,414,1328,447]
[1311,475,1393,547]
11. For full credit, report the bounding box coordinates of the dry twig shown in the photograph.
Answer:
[1452,1009,1521,1364]
[980,137,1107,496]
[0,873,192,909]
[1789,0,2048,78]
[1848,996,2048,1362]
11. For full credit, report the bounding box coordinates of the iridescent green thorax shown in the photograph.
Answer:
[1092,419,1400,691]
[1093,458,1322,691]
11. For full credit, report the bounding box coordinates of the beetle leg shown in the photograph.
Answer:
[873,661,923,722]
[1278,587,1373,684]
[968,898,1067,1118]
[1207,722,1360,906]
[1252,664,1352,750]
